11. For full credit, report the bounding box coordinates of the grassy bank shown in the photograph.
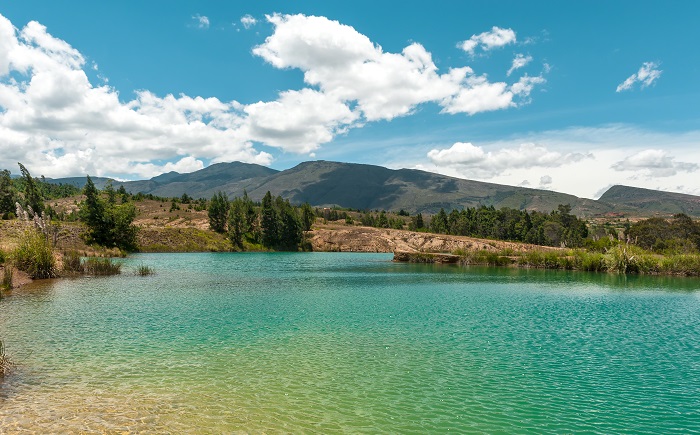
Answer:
[448,245,700,276]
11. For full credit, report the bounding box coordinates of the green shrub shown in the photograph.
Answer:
[62,250,83,274]
[0,249,5,265]
[136,264,155,276]
[660,255,700,276]
[83,257,121,276]
[13,229,57,279]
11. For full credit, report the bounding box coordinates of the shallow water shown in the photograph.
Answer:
[1,252,700,433]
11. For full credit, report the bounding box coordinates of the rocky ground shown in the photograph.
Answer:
[308,223,558,254]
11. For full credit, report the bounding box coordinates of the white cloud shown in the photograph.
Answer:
[539,175,552,188]
[0,14,271,178]
[193,14,210,29]
[458,26,516,55]
[507,53,532,76]
[242,88,359,153]
[427,142,589,178]
[616,61,662,92]
[240,14,257,29]
[0,12,546,180]
[407,125,700,199]
[612,149,698,177]
[254,14,543,121]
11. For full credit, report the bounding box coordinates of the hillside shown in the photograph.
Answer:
[599,185,700,216]
[35,160,700,217]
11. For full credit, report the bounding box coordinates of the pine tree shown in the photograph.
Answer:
[80,175,138,251]
[18,163,43,213]
[301,202,315,231]
[279,199,302,249]
[228,198,246,249]
[208,192,230,233]
[261,191,279,247]
[0,170,15,218]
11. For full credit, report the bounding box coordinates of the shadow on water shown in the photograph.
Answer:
[388,260,700,293]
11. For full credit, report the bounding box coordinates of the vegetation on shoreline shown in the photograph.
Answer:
[2,162,700,278]
[450,244,700,276]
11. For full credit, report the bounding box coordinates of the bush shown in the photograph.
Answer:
[83,257,121,276]
[62,250,83,274]
[13,229,56,279]
[136,264,155,276]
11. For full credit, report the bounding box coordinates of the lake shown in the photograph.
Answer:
[1,252,700,433]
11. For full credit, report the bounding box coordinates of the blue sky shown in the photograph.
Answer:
[1,1,698,198]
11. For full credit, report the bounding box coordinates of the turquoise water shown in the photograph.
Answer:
[1,252,700,433]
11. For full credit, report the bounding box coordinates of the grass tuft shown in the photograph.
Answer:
[136,264,155,276]
[12,229,56,279]
[82,257,122,276]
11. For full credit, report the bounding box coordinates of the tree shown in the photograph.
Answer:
[261,191,280,247]
[301,202,315,232]
[0,170,15,219]
[429,208,448,234]
[80,175,138,251]
[117,185,129,203]
[279,199,302,249]
[80,175,110,245]
[409,213,424,231]
[18,163,43,213]
[104,180,116,205]
[228,198,246,249]
[208,192,230,233]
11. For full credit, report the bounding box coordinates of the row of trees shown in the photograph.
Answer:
[425,204,589,248]
[0,164,81,219]
[208,191,314,251]
[628,214,700,253]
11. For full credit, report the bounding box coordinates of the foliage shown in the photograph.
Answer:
[301,202,315,231]
[62,250,83,273]
[261,191,279,247]
[12,228,57,279]
[79,176,138,251]
[208,191,230,233]
[0,169,15,219]
[628,214,700,253]
[421,204,588,248]
[18,163,44,214]
[136,264,155,276]
[82,257,122,276]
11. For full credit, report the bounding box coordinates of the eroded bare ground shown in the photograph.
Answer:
[309,223,559,254]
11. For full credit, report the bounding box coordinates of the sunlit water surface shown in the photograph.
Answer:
[1,253,700,433]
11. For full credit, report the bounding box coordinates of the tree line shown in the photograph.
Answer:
[208,191,314,251]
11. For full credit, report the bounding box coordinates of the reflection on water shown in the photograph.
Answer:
[1,253,700,433]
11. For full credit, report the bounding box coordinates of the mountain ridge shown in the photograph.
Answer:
[35,160,700,217]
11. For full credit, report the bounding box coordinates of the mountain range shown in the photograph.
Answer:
[43,160,700,217]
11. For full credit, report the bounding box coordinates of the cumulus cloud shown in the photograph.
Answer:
[612,149,698,177]
[458,26,516,55]
[254,14,543,121]
[240,14,257,29]
[427,142,589,177]
[507,53,532,76]
[0,12,546,179]
[616,61,662,92]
